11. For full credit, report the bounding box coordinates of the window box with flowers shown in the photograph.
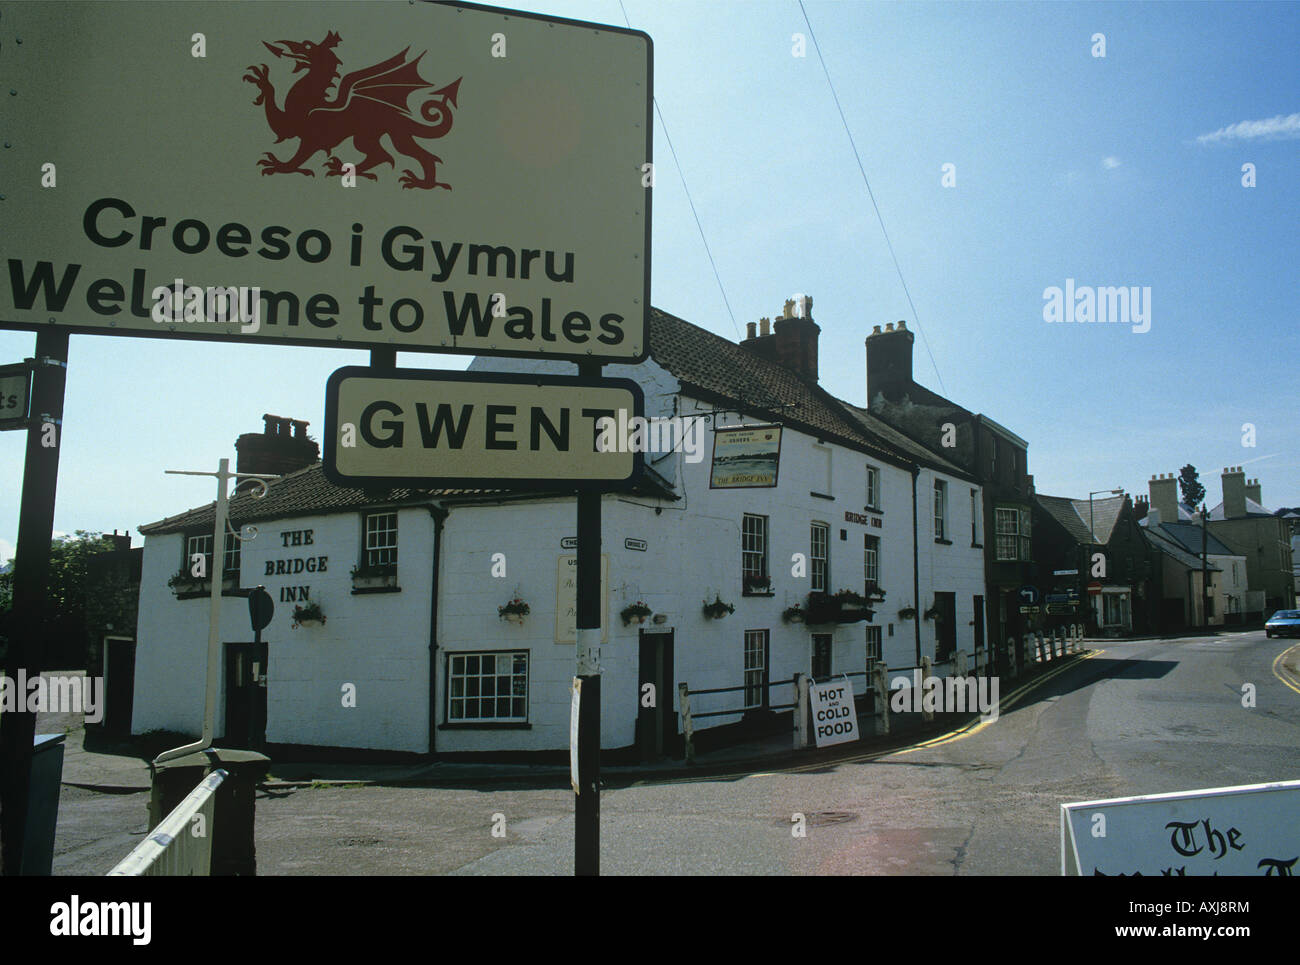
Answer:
[351,562,398,593]
[620,601,652,626]
[806,589,874,625]
[782,603,806,624]
[863,580,887,602]
[702,595,735,620]
[291,600,326,629]
[498,598,530,624]
[742,575,773,597]
[167,567,239,599]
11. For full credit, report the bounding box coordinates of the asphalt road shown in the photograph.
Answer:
[52,629,1300,875]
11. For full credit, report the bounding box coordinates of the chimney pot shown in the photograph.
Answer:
[746,321,756,339]
[782,298,795,319]
[885,322,894,332]
[760,317,771,336]
[872,325,882,335]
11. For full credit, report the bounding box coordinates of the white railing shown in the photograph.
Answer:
[108,769,226,876]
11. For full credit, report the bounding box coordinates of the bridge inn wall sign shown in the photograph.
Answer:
[0,1,651,362]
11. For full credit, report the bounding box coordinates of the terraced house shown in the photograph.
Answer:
[127,297,990,759]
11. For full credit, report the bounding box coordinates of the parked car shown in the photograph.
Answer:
[1264,610,1300,638]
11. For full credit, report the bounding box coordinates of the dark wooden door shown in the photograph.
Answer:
[637,630,673,761]
[224,641,267,748]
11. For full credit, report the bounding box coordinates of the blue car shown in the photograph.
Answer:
[1264,610,1300,638]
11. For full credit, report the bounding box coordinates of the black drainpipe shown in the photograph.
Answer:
[912,464,922,667]
[427,503,448,758]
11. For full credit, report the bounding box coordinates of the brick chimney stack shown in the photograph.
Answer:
[235,414,320,477]
[739,295,820,383]
[1221,466,1247,519]
[1245,477,1262,508]
[1148,472,1179,523]
[865,319,914,407]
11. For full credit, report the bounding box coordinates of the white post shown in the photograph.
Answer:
[153,460,274,765]
[920,656,933,722]
[679,682,694,764]
[873,663,890,735]
[794,673,810,749]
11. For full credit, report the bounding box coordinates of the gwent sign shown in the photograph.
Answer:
[0,1,651,362]
[324,367,644,488]
[1061,780,1300,876]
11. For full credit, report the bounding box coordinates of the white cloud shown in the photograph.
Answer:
[1196,112,1300,144]
[1101,156,1121,169]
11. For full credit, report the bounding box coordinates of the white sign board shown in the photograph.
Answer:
[0,1,651,361]
[1061,780,1300,876]
[556,555,609,644]
[810,679,859,747]
[0,364,33,430]
[324,367,644,487]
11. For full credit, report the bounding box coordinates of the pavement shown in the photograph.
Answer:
[35,650,1096,794]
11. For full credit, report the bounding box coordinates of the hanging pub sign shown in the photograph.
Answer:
[323,367,645,488]
[0,362,33,430]
[0,0,651,362]
[708,424,783,489]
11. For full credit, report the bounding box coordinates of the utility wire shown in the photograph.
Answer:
[798,0,947,395]
[620,0,742,341]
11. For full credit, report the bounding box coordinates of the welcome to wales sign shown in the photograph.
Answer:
[0,1,651,362]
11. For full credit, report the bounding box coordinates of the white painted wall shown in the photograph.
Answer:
[133,507,433,752]
[132,351,989,755]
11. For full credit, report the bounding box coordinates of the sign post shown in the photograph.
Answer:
[0,333,67,875]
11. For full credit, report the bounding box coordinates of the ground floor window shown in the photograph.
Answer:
[812,633,832,679]
[744,630,768,709]
[448,651,528,721]
[865,626,882,667]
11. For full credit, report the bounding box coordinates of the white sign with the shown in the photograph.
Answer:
[1061,780,1300,876]
[810,679,859,747]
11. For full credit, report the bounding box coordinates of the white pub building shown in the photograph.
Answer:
[131,297,988,760]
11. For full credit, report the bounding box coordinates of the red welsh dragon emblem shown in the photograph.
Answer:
[243,31,461,190]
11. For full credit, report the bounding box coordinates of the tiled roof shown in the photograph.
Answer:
[647,308,972,478]
[1036,494,1094,544]
[1154,521,1240,558]
[1143,525,1220,571]
[139,460,677,536]
[1208,497,1273,520]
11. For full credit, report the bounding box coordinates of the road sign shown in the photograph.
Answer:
[1053,569,1079,576]
[1062,780,1300,876]
[1017,585,1040,606]
[1087,581,1103,594]
[0,363,33,430]
[323,367,644,488]
[1045,604,1073,615]
[248,587,275,633]
[810,679,859,747]
[1018,605,1040,615]
[0,1,651,362]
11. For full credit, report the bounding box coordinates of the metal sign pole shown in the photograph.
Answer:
[574,360,602,876]
[0,330,68,875]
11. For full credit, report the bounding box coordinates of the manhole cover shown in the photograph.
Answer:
[337,837,382,847]
[776,811,859,827]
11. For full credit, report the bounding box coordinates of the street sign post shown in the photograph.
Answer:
[0,0,651,361]
[323,367,644,488]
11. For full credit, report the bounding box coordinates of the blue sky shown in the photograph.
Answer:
[2,0,1297,559]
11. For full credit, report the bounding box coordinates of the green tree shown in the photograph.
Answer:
[0,531,121,667]
[1178,464,1206,512]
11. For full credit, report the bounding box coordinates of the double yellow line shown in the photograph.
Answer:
[1271,644,1300,695]
[788,649,1105,769]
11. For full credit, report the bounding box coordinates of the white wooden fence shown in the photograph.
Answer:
[108,769,226,876]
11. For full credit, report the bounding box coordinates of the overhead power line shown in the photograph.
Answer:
[620,1,742,341]
[797,0,947,396]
